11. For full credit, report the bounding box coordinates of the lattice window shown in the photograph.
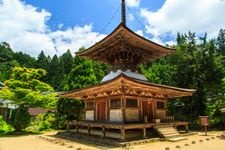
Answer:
[110,99,121,107]
[157,101,165,109]
[126,98,138,107]
[86,102,94,109]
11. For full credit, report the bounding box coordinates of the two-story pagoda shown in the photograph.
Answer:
[60,0,195,141]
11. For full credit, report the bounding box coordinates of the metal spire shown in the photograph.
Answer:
[121,0,126,25]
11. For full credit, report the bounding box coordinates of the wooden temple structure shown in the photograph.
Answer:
[60,0,195,141]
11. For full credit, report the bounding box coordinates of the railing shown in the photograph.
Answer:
[160,116,175,123]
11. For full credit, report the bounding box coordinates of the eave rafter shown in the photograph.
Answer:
[60,75,195,100]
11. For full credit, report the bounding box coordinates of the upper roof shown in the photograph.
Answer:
[76,23,175,64]
[60,73,195,99]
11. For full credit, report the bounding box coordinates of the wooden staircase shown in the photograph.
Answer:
[154,125,187,142]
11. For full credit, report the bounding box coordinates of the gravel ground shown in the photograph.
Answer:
[0,131,224,150]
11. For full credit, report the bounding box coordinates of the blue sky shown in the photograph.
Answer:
[23,0,165,33]
[0,0,224,57]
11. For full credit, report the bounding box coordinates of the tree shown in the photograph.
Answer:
[92,61,109,83]
[170,32,225,120]
[35,51,49,71]
[0,42,19,81]
[47,55,64,90]
[60,49,73,74]
[13,52,36,68]
[217,29,225,56]
[140,58,176,85]
[63,56,98,91]
[0,67,57,131]
[56,98,84,129]
[0,42,14,63]
[35,51,49,82]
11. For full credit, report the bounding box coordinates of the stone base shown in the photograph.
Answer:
[56,131,160,147]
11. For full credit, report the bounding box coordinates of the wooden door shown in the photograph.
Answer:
[142,100,153,122]
[96,102,106,121]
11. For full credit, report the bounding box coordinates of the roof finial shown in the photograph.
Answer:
[121,0,126,25]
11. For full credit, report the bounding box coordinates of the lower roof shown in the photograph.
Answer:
[60,74,195,99]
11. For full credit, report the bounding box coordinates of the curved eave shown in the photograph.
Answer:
[76,23,175,63]
[59,74,195,99]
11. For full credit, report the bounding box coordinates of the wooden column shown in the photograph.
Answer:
[120,126,126,141]
[143,127,147,138]
[102,125,106,138]
[76,123,79,134]
[107,96,110,121]
[185,124,189,133]
[88,124,91,135]
[122,96,125,124]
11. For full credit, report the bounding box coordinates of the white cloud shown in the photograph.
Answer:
[49,25,106,56]
[140,0,225,43]
[126,0,140,7]
[0,0,105,57]
[135,30,144,36]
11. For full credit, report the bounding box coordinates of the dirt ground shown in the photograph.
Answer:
[0,131,224,150]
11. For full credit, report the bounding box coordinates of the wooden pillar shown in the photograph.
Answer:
[88,124,91,135]
[107,96,110,121]
[120,126,126,141]
[102,125,106,138]
[76,123,79,134]
[185,124,189,133]
[122,96,125,124]
[143,127,147,138]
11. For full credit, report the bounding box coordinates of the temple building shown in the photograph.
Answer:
[60,0,195,141]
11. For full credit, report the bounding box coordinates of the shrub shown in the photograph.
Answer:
[0,115,14,134]
[13,106,30,131]
[25,112,56,133]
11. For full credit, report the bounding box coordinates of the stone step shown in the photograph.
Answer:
[168,137,187,142]
[155,125,174,128]
[163,133,181,138]
[159,130,180,134]
[157,128,177,132]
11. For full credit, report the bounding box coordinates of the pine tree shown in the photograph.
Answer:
[60,49,73,74]
[47,55,64,90]
[13,52,36,68]
[217,29,225,56]
[35,51,49,71]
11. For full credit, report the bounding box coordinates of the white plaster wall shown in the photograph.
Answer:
[109,109,122,122]
[85,110,94,121]
[125,109,140,122]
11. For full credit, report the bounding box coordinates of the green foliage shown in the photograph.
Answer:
[0,42,19,81]
[0,67,57,131]
[1,67,56,108]
[56,98,84,129]
[60,49,73,74]
[173,33,225,118]
[13,106,30,131]
[25,113,56,133]
[64,56,98,91]
[161,32,225,126]
[13,52,36,68]
[0,115,14,134]
[35,51,49,71]
[93,61,109,82]
[0,42,14,63]
[217,29,225,56]
[140,58,176,85]
[47,55,64,91]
